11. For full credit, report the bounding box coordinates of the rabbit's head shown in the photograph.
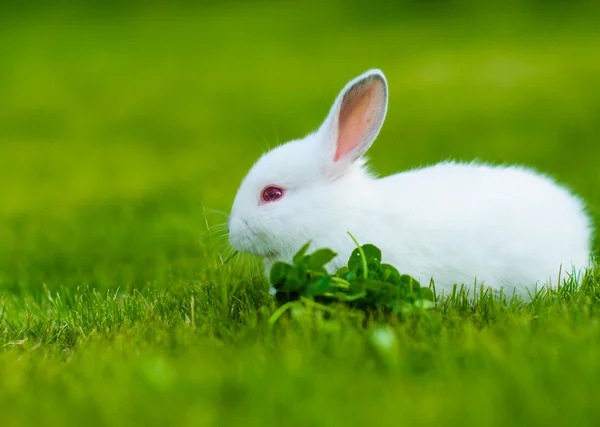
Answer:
[228,69,388,261]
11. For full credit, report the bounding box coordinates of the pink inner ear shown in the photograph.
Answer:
[334,80,382,161]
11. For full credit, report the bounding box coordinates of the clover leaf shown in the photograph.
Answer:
[308,249,337,272]
[268,237,436,323]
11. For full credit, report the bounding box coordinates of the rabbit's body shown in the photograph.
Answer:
[229,69,593,297]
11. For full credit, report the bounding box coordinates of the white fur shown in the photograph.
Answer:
[229,69,593,297]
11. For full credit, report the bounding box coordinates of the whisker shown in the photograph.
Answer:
[202,208,230,218]
[212,233,230,246]
[198,225,229,242]
[200,204,211,233]
[215,242,234,260]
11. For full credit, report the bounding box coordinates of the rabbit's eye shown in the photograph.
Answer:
[261,186,284,203]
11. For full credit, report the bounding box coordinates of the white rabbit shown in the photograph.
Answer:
[228,69,594,297]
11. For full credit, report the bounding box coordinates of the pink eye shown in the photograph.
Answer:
[261,186,284,203]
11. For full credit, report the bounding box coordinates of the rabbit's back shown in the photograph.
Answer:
[374,161,592,294]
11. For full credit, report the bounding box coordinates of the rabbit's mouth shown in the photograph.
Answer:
[229,219,280,259]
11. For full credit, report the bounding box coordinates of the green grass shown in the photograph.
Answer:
[1,2,600,426]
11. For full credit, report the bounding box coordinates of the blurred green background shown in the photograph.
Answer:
[0,0,599,295]
[2,2,600,427]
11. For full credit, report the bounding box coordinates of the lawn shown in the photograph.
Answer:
[1,2,600,426]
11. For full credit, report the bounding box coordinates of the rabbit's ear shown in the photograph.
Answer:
[319,69,388,165]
